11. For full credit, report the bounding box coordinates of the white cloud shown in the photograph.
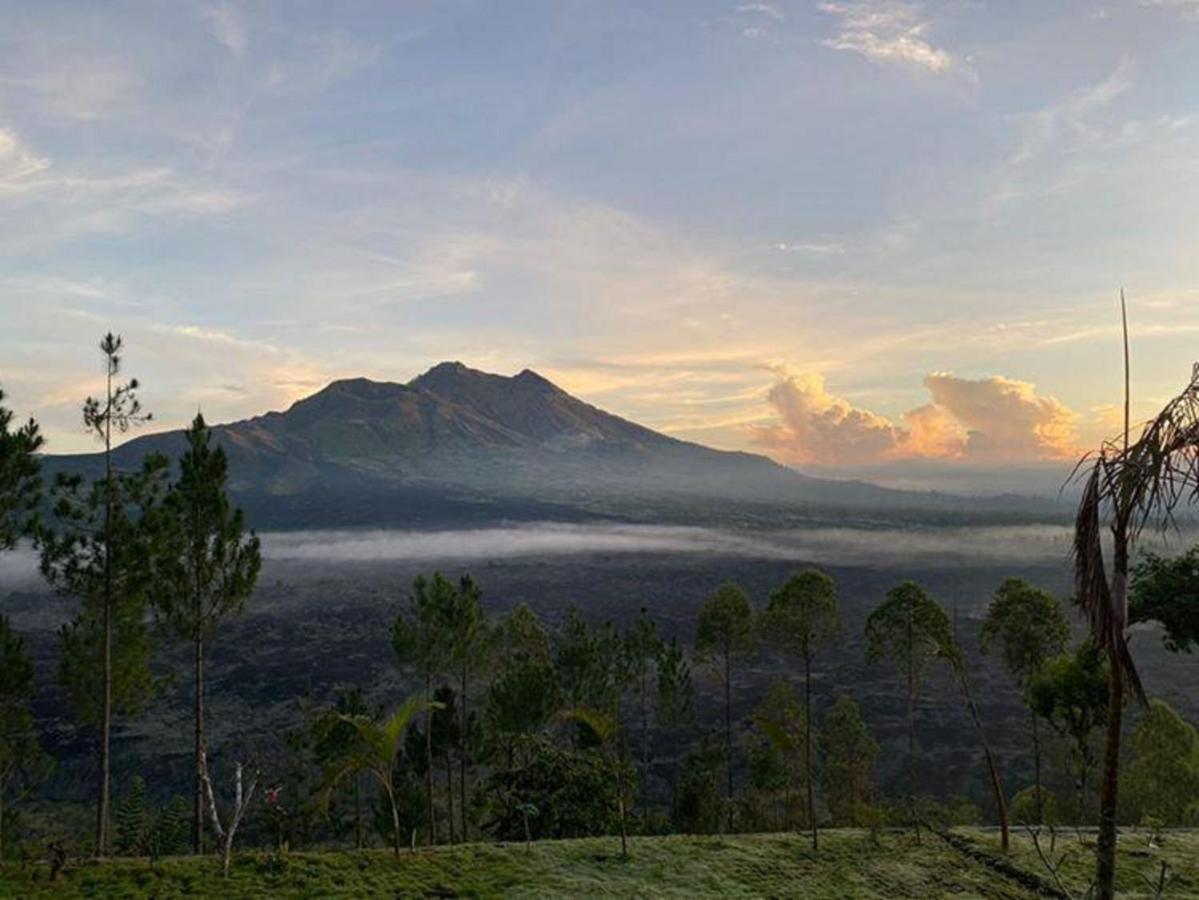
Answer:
[818,1,960,74]
[737,3,784,20]
[0,128,50,187]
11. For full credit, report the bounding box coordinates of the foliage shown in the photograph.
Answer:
[319,695,439,856]
[0,615,46,859]
[694,581,756,673]
[981,578,1070,687]
[671,739,725,835]
[819,695,879,827]
[114,777,189,859]
[761,569,839,661]
[1120,699,1199,825]
[746,680,807,829]
[0,387,43,551]
[1027,642,1108,823]
[482,735,623,841]
[1131,547,1199,654]
[152,414,262,641]
[864,581,953,687]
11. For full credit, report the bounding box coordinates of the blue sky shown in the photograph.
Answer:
[2,1,1198,491]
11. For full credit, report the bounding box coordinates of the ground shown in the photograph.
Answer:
[1,829,1196,898]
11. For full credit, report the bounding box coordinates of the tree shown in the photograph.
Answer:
[863,580,952,840]
[392,573,456,845]
[482,734,624,842]
[935,609,1011,851]
[564,706,632,858]
[980,578,1070,824]
[760,569,838,849]
[1130,547,1199,654]
[199,750,260,875]
[624,607,662,808]
[447,575,488,842]
[485,604,560,769]
[313,688,377,848]
[1120,699,1199,825]
[0,387,43,551]
[746,679,806,832]
[153,414,261,854]
[319,695,439,857]
[1070,314,1199,896]
[1028,642,1109,825]
[695,581,755,830]
[0,615,45,859]
[39,333,153,857]
[41,452,165,858]
[819,695,879,827]
[655,637,695,812]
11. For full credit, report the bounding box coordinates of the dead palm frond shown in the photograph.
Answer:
[1070,360,1199,703]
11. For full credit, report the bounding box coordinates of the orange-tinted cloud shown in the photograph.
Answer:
[921,373,1078,460]
[755,369,1079,466]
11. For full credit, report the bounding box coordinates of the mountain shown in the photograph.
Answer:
[45,362,1059,528]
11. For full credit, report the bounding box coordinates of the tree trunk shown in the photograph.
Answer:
[906,610,918,843]
[1095,651,1124,899]
[389,790,401,858]
[615,738,628,859]
[98,406,112,859]
[460,664,468,843]
[194,632,205,855]
[425,675,436,846]
[98,590,112,858]
[354,775,362,849]
[724,646,733,833]
[445,750,455,845]
[958,666,1009,851]
[1031,709,1043,825]
[1095,526,1130,900]
[805,649,817,850]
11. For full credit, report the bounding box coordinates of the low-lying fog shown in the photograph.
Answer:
[7,522,1196,591]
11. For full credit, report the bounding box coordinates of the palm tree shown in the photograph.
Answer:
[1072,299,1199,898]
[320,696,441,857]
[563,706,629,859]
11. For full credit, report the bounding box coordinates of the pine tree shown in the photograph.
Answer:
[153,414,261,854]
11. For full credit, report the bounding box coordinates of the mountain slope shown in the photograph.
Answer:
[45,362,1057,527]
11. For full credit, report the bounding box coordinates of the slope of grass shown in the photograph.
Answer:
[1,829,1194,898]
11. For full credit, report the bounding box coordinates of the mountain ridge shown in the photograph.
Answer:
[43,362,1060,527]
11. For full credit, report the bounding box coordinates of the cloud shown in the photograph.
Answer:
[0,128,50,186]
[737,3,784,20]
[818,1,960,74]
[754,369,1078,465]
[922,373,1078,459]
[1006,58,1134,168]
[756,370,906,464]
[201,3,248,56]
[1141,0,1199,19]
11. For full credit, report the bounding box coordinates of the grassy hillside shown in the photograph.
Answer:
[2,829,1195,898]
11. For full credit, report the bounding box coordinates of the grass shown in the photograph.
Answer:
[1,829,1195,898]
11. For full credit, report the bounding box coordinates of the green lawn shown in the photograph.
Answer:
[1,829,1194,898]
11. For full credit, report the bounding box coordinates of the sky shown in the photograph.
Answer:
[1,1,1198,493]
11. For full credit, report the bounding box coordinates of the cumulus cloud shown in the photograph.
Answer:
[818,1,960,74]
[756,370,906,465]
[755,369,1078,465]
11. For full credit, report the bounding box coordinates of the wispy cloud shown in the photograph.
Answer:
[818,1,962,75]
[201,3,248,56]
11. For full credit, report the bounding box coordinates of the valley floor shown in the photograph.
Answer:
[1,829,1195,898]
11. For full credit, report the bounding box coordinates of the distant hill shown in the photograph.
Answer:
[44,362,1061,528]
